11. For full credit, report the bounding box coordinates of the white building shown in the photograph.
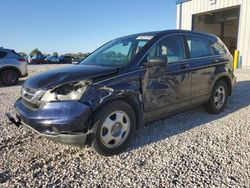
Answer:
[176,0,250,69]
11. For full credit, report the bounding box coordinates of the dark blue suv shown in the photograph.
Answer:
[7,30,236,156]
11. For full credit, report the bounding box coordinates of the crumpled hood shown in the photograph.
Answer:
[25,64,118,89]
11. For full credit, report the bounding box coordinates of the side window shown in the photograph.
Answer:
[0,51,7,58]
[145,36,185,64]
[186,36,213,58]
[211,42,226,55]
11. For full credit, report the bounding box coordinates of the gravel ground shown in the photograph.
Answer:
[0,65,249,187]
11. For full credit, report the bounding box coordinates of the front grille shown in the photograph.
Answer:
[21,86,46,110]
[22,87,38,101]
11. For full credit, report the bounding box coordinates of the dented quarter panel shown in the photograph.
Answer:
[209,54,235,94]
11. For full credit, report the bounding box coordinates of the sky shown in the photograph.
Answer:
[0,0,177,55]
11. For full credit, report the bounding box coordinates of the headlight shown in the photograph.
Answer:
[40,81,90,102]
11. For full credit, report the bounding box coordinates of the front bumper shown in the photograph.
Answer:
[18,63,28,77]
[6,98,91,146]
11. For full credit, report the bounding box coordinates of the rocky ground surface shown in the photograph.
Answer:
[0,65,249,187]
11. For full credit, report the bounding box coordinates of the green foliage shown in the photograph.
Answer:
[30,48,42,57]
[27,48,90,61]
[53,52,59,57]
[18,52,27,57]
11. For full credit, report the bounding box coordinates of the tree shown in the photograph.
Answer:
[52,52,58,57]
[30,48,42,57]
[18,52,27,57]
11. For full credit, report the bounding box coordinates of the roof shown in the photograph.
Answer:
[176,0,192,4]
[118,29,218,42]
[157,30,218,41]
[0,48,14,52]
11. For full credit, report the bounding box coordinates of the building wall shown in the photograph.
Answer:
[177,0,250,69]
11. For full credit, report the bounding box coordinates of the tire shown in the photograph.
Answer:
[0,70,19,86]
[91,101,136,156]
[205,80,228,114]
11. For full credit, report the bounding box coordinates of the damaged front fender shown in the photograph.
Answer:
[80,70,144,128]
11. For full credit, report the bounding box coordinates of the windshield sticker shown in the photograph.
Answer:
[136,36,154,40]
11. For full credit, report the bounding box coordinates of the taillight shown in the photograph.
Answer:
[17,58,26,62]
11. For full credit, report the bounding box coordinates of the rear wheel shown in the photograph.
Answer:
[205,80,228,114]
[0,70,19,86]
[91,101,136,156]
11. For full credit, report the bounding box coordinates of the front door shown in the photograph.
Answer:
[141,35,191,121]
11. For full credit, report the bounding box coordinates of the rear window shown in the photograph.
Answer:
[186,36,213,58]
[11,50,22,57]
[0,51,7,58]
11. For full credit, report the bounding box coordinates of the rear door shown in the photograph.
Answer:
[184,35,217,105]
[141,34,192,121]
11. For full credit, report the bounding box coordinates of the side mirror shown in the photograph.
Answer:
[143,57,167,67]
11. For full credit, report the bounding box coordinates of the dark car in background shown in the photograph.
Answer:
[30,54,45,64]
[7,30,236,156]
[71,57,81,63]
[60,55,72,64]
[45,56,61,64]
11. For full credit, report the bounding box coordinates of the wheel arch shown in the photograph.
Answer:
[213,75,232,96]
[0,66,22,77]
[90,94,143,130]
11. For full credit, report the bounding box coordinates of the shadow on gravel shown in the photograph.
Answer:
[0,80,25,88]
[128,80,250,152]
[15,80,26,87]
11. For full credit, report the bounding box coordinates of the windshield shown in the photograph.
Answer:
[79,35,153,67]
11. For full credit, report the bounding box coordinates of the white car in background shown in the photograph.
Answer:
[0,48,28,86]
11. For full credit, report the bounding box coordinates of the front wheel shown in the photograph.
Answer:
[205,80,228,114]
[91,101,136,156]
